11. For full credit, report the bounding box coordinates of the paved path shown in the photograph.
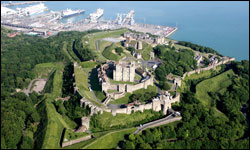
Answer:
[134,113,182,134]
[95,40,99,50]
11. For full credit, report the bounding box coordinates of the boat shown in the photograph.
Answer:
[21,3,48,16]
[61,8,85,18]
[89,8,104,22]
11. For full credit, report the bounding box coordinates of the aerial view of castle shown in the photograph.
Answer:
[1,1,249,149]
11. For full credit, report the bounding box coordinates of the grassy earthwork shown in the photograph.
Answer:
[83,128,136,149]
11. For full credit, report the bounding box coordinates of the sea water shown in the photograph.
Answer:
[3,1,249,60]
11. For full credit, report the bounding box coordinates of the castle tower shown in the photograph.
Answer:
[137,41,142,50]
[113,60,135,82]
[152,97,161,112]
[150,52,155,60]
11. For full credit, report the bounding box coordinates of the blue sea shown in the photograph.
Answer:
[3,1,249,61]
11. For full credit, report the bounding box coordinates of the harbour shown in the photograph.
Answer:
[1,2,177,38]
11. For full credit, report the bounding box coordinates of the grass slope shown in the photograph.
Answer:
[195,69,234,121]
[41,64,77,149]
[84,128,136,149]
[195,69,234,107]
[91,110,159,129]
[74,65,103,107]
[32,62,64,78]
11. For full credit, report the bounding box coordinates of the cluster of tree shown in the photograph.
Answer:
[154,45,197,82]
[1,27,102,93]
[62,62,75,97]
[115,47,124,55]
[126,46,136,55]
[1,92,41,149]
[73,39,95,61]
[129,91,157,103]
[177,41,222,56]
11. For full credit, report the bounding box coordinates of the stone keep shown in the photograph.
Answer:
[113,61,135,82]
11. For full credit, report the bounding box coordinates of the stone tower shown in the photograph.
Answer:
[152,97,161,112]
[113,60,135,82]
[150,52,155,60]
[137,41,142,50]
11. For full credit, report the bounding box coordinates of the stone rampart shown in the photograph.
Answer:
[62,135,92,148]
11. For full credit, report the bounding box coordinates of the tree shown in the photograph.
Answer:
[162,82,171,90]
[128,134,135,141]
[115,47,123,55]
[122,141,135,149]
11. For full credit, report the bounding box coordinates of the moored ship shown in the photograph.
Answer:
[88,8,104,22]
[20,3,48,16]
[61,8,85,18]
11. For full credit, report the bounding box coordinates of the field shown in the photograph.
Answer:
[83,128,136,149]
[82,29,128,62]
[141,42,153,60]
[109,85,158,104]
[62,131,110,149]
[194,69,234,121]
[90,109,160,129]
[179,65,222,92]
[40,63,78,149]
[80,61,99,68]
[74,65,103,107]
[63,128,90,142]
[195,69,234,107]
[32,62,64,78]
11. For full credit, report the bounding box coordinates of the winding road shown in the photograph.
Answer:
[23,78,47,96]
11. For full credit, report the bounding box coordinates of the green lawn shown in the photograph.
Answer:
[62,41,74,62]
[41,65,78,149]
[194,69,234,121]
[80,61,99,68]
[74,66,89,91]
[102,43,128,61]
[87,29,127,50]
[83,128,136,149]
[62,131,109,149]
[74,65,103,107]
[81,29,128,62]
[90,109,160,130]
[32,62,64,78]
[63,128,90,142]
[195,69,234,107]
[141,42,153,60]
[109,85,158,104]
[179,65,222,92]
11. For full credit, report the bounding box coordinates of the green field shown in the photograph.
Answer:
[86,29,127,50]
[81,29,128,62]
[194,69,234,121]
[74,65,103,107]
[41,64,78,149]
[62,131,110,149]
[32,62,64,78]
[63,128,90,142]
[90,109,160,130]
[80,61,99,68]
[102,43,129,61]
[83,128,136,149]
[195,69,234,107]
[109,85,158,104]
[179,65,222,92]
[141,42,153,60]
